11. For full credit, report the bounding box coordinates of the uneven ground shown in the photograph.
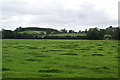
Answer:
[2,39,119,78]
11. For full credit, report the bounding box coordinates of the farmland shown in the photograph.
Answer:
[2,39,119,78]
[47,33,86,37]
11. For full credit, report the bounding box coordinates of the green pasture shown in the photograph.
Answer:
[48,33,86,36]
[2,39,119,78]
[19,31,45,34]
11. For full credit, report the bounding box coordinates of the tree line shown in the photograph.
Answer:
[1,26,120,40]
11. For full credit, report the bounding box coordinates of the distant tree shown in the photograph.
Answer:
[111,27,120,40]
[60,29,67,33]
[81,31,85,34]
[78,30,81,33]
[105,26,114,35]
[2,29,14,39]
[68,30,74,33]
[0,29,3,39]
[13,32,22,39]
[14,26,23,32]
[19,33,28,39]
[46,31,51,35]
[85,29,88,33]
[86,27,104,40]
[100,29,106,34]
[109,26,113,28]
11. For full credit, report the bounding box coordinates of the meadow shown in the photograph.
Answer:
[46,33,86,37]
[2,39,119,78]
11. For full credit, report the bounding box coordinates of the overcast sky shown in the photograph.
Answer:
[0,0,119,31]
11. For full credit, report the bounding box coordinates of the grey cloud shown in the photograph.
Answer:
[28,4,111,25]
[1,0,117,30]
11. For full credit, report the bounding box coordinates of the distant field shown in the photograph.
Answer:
[19,31,45,34]
[18,31,111,39]
[2,39,118,78]
[48,33,86,36]
[19,31,86,37]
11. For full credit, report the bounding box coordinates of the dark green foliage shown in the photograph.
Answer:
[111,27,120,40]
[60,29,67,33]
[2,29,15,39]
[105,26,120,40]
[86,27,105,40]
[44,35,86,39]
[1,26,119,40]
[14,26,23,32]
[2,29,42,39]
[105,26,114,35]
[85,29,88,33]
[68,30,75,33]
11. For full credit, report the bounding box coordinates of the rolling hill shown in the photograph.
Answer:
[15,27,60,35]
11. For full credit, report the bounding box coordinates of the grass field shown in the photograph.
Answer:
[48,33,86,36]
[19,31,86,38]
[2,39,119,78]
[19,31,45,35]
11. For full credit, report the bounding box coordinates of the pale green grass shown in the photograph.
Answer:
[19,31,45,34]
[48,33,86,36]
